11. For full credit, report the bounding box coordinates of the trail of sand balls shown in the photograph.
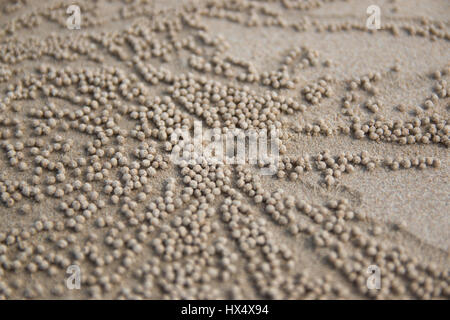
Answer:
[0,0,448,299]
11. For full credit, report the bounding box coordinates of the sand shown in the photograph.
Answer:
[0,0,448,299]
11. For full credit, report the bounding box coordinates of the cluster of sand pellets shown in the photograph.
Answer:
[0,0,448,299]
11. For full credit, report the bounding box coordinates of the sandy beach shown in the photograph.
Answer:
[0,0,448,299]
